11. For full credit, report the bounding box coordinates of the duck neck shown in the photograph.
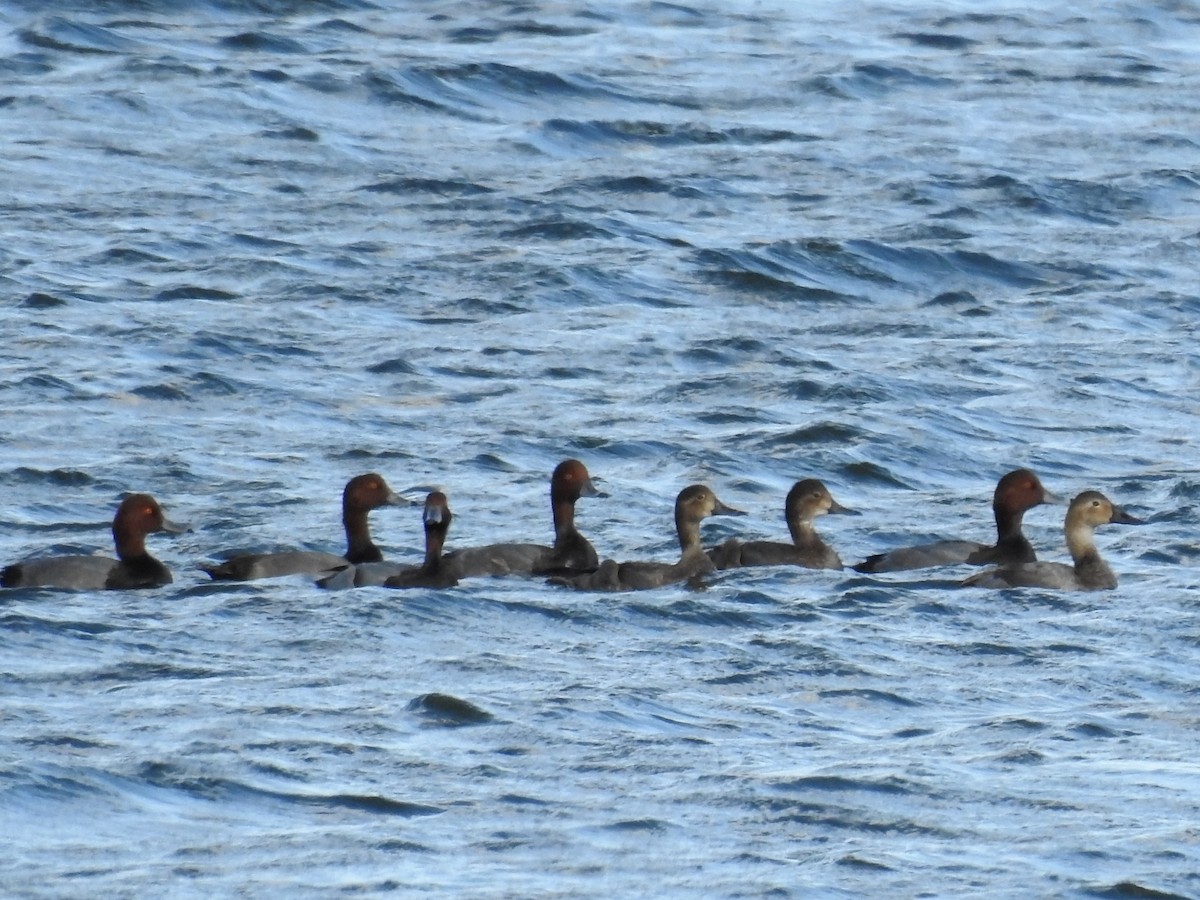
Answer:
[676,514,703,556]
[994,503,1028,545]
[423,524,447,570]
[551,494,578,545]
[112,526,150,563]
[344,507,381,564]
[1065,510,1118,587]
[787,518,823,550]
[1064,517,1099,567]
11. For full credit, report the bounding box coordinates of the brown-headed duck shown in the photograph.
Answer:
[852,468,1053,573]
[553,484,744,591]
[202,473,406,581]
[383,491,457,589]
[442,459,602,579]
[2,493,187,590]
[709,478,856,570]
[962,490,1142,591]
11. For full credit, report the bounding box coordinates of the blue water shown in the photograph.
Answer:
[3,0,1199,896]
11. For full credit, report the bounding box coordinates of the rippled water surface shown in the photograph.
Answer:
[3,1,1200,897]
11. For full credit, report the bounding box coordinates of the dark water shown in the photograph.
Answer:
[3,0,1199,896]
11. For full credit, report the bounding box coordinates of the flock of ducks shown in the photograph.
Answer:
[0,460,1145,594]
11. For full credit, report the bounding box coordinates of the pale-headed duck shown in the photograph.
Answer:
[709,478,855,570]
[962,490,1142,591]
[553,484,744,591]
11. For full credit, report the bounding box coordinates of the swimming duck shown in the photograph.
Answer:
[852,468,1053,573]
[709,478,855,570]
[383,492,457,589]
[442,459,602,579]
[2,493,187,590]
[962,490,1142,591]
[202,473,406,581]
[553,484,744,591]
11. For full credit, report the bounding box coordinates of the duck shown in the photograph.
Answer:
[441,459,602,579]
[708,478,855,570]
[2,493,188,590]
[962,490,1142,591]
[202,473,406,581]
[852,468,1053,573]
[552,484,744,591]
[383,492,457,589]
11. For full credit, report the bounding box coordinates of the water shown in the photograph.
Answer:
[2,0,1199,896]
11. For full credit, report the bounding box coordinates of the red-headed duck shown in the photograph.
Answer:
[553,484,744,591]
[442,459,602,579]
[383,491,457,589]
[962,490,1142,591]
[852,468,1053,573]
[2,493,187,590]
[709,478,856,570]
[202,473,406,581]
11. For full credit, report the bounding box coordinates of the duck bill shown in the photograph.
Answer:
[828,499,860,516]
[386,490,420,507]
[1040,488,1065,505]
[580,476,605,499]
[160,515,192,534]
[1110,505,1144,525]
[712,499,746,517]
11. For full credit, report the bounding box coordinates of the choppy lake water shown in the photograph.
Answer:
[3,1,1200,896]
